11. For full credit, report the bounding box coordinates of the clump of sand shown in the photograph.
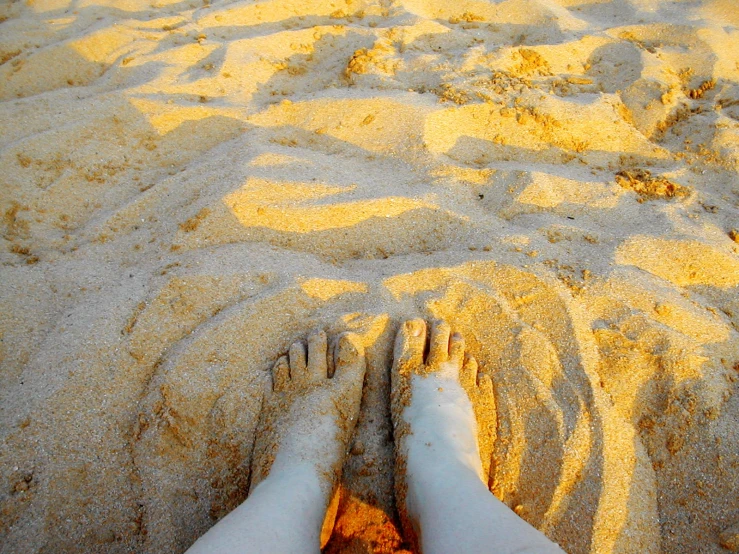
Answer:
[1,0,739,553]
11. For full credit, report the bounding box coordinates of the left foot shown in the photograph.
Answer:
[249,330,366,541]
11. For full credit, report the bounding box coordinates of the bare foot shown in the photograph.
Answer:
[391,319,497,550]
[390,319,564,554]
[251,330,365,536]
[251,330,365,491]
[186,330,365,554]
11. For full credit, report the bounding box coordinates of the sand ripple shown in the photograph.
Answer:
[2,0,739,552]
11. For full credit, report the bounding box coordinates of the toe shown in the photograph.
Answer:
[477,371,494,396]
[427,320,452,367]
[273,355,290,391]
[460,352,477,390]
[449,332,465,367]
[307,330,329,382]
[334,333,366,394]
[392,319,427,377]
[289,340,308,384]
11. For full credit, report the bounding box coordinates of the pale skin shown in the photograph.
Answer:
[185,320,565,554]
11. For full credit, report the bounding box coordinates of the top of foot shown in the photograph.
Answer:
[250,330,366,498]
[391,319,496,473]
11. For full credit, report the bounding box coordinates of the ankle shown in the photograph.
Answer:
[252,462,328,526]
[258,460,327,498]
[405,455,489,525]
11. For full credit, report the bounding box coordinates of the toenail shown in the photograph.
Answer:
[339,336,357,355]
[409,320,424,337]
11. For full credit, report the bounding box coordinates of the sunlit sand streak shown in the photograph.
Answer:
[224,178,437,233]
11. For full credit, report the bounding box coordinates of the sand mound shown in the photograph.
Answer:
[1,0,739,553]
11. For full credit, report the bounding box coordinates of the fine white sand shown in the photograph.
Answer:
[1,0,739,552]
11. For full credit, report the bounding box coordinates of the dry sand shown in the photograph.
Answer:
[1,0,739,552]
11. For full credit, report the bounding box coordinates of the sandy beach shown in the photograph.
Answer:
[1,0,739,552]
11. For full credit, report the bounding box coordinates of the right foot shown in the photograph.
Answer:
[390,319,497,548]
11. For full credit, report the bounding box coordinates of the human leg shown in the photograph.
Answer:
[391,319,565,554]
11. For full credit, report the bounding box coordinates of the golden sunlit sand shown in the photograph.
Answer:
[1,0,739,552]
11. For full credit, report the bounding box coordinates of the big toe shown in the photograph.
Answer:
[272,355,291,392]
[393,319,427,377]
[334,333,366,390]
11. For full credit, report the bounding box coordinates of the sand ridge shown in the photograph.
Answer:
[1,0,739,552]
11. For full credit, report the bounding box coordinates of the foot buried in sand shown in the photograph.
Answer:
[187,321,564,553]
[186,330,365,554]
[391,319,565,554]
